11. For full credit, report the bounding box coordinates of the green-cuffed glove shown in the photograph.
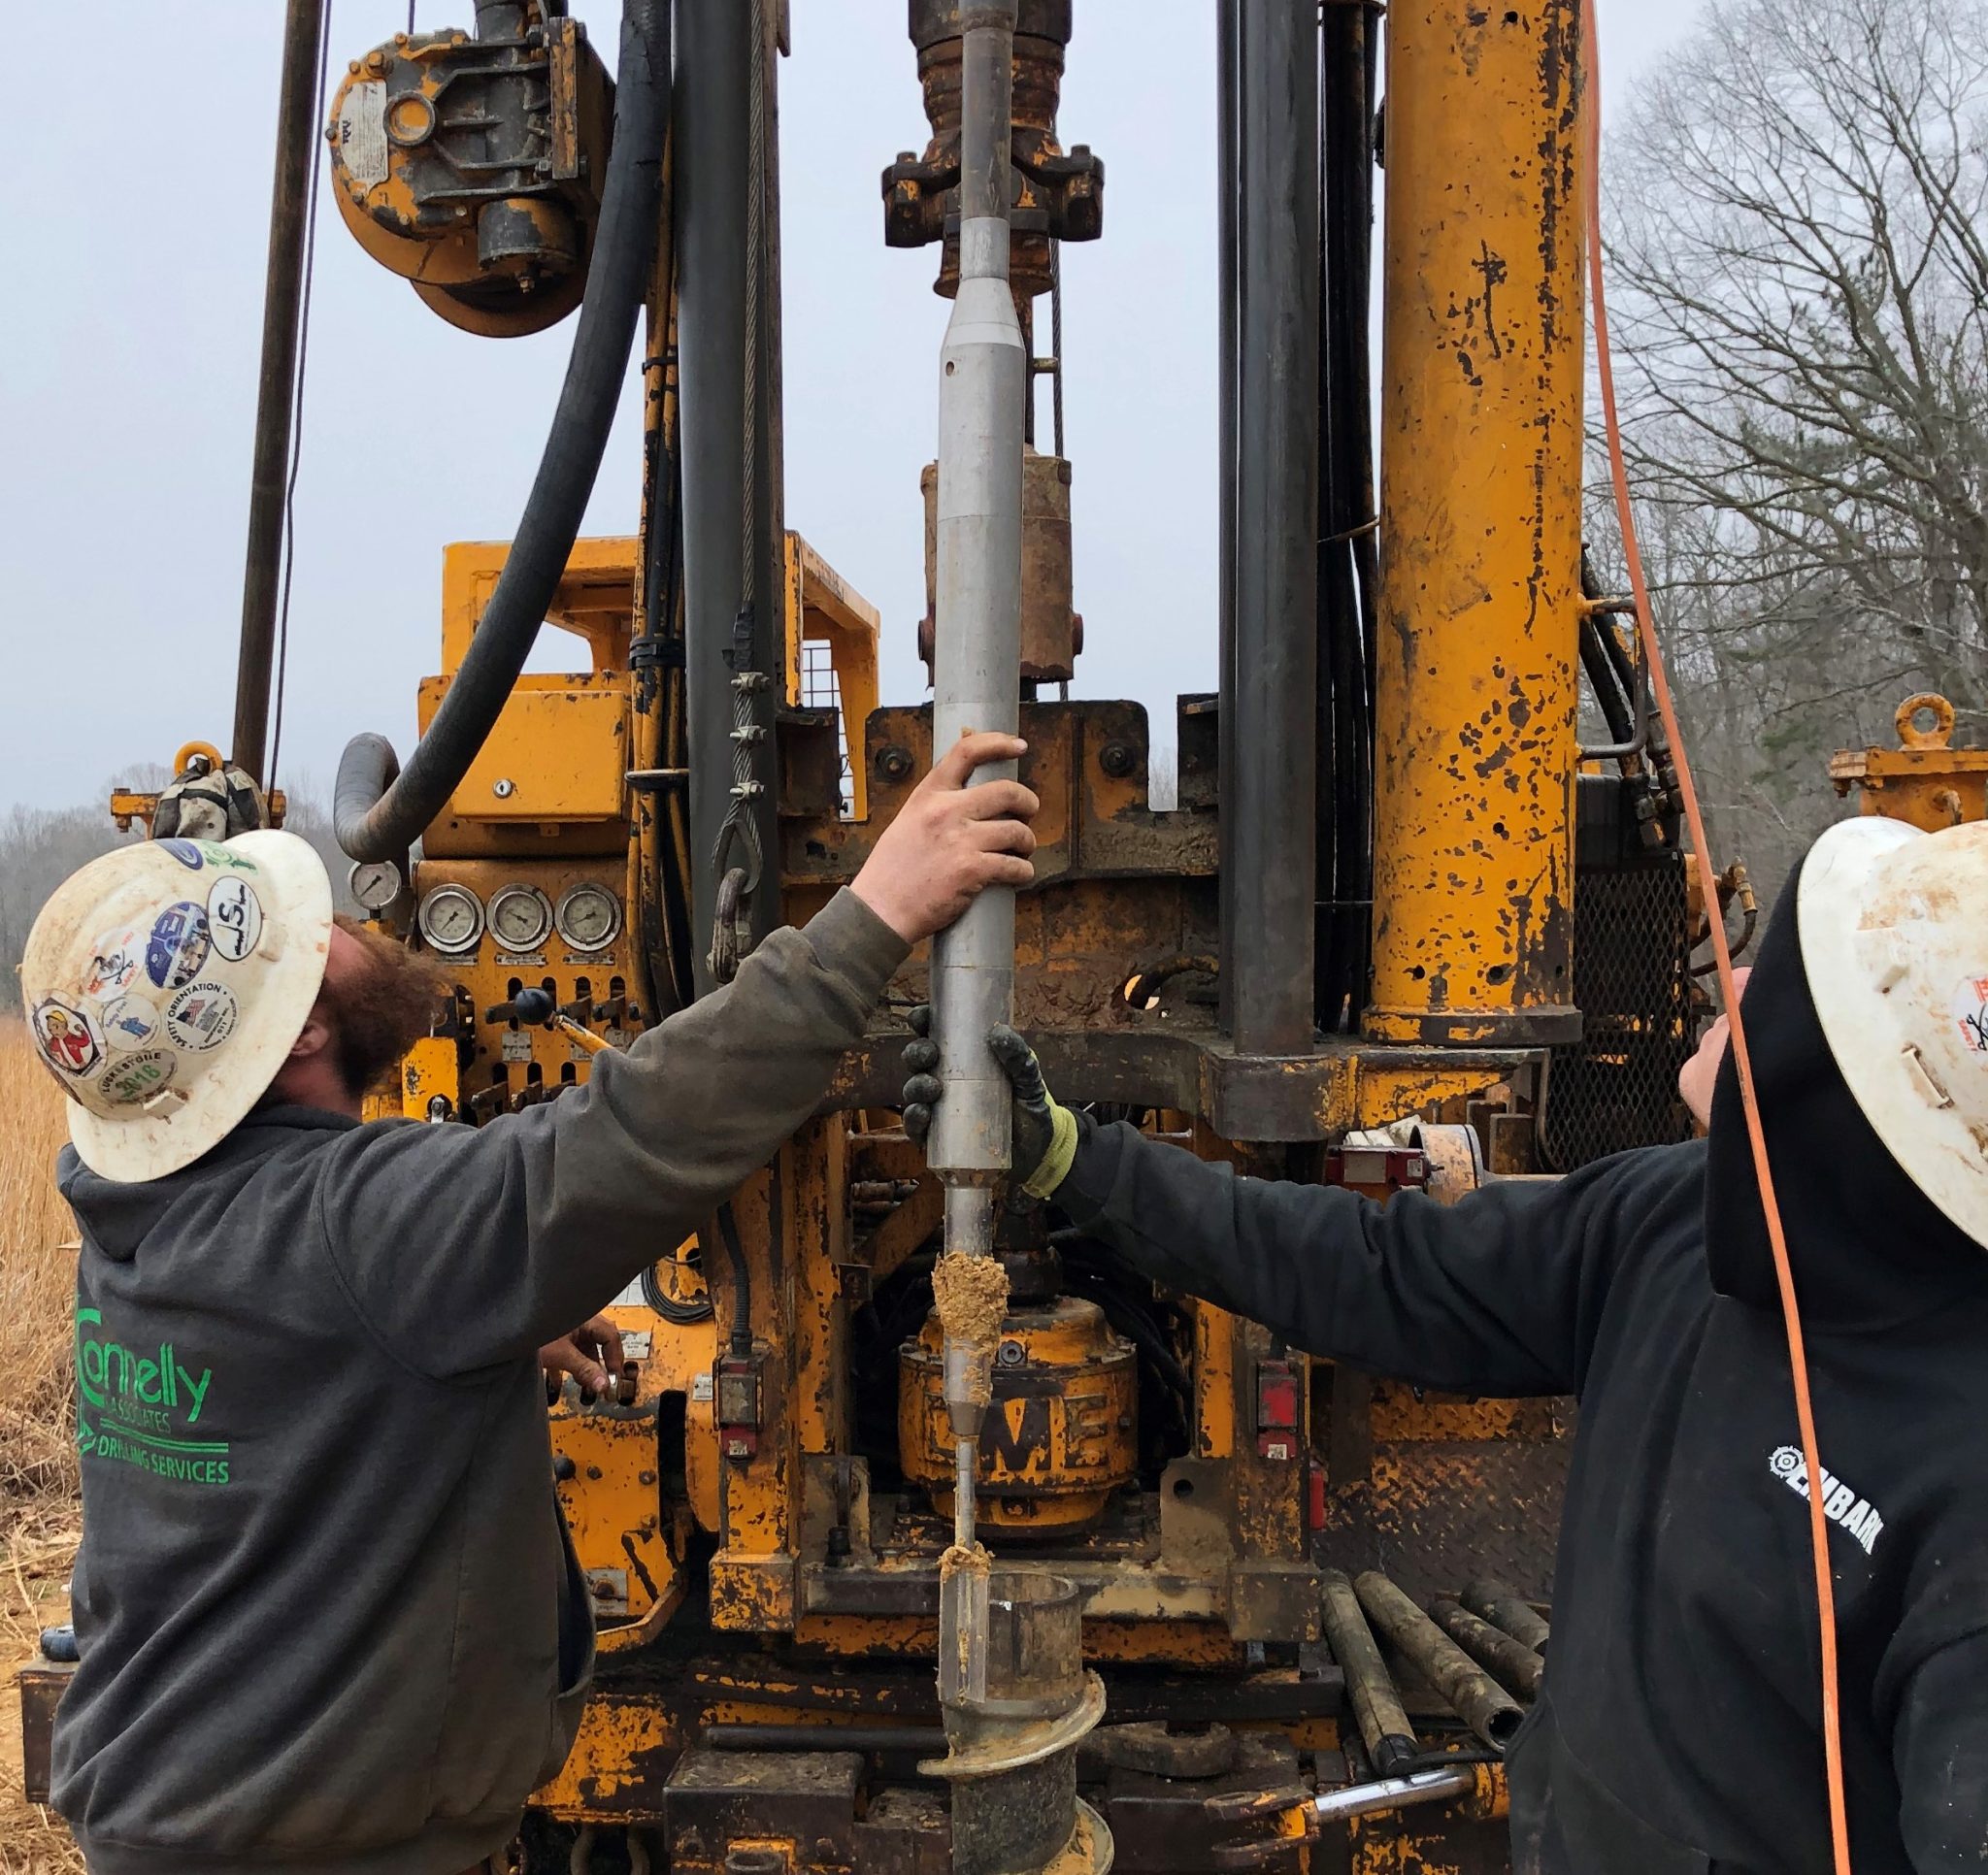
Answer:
[901,1006,1079,1200]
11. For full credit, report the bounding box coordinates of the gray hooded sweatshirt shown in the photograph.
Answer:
[51,890,906,1875]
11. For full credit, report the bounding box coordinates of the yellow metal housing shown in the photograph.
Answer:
[899,1295,1138,1534]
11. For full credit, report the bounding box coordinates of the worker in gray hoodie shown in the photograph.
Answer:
[23,731,1037,1875]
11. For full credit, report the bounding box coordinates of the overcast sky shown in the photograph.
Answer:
[0,0,1706,813]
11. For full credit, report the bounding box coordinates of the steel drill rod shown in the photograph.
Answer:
[1319,1568,1419,1777]
[1461,1579,1552,1655]
[1354,1571,1525,1751]
[1430,1596,1545,1701]
[232,0,328,787]
[1312,1765,1475,1825]
[954,1437,977,1550]
[930,1,1022,1717]
[927,0,1025,1201]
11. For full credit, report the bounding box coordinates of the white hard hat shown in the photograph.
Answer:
[20,833,334,1183]
[1800,815,1988,1248]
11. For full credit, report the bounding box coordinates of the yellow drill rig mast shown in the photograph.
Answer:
[28,1,1714,1869]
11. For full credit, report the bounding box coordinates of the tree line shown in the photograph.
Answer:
[1600,0,1988,900]
[1,775,352,1007]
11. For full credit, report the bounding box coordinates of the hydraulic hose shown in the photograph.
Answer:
[335,0,671,862]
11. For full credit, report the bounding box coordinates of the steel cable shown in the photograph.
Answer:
[707,0,774,981]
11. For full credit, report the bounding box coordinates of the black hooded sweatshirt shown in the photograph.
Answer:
[1055,870,1988,1871]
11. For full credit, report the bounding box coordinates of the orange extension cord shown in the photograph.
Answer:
[1581,4,1852,1866]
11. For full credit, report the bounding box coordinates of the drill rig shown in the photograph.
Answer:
[35,1,1717,1869]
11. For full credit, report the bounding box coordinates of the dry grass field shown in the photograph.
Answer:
[0,1022,84,1872]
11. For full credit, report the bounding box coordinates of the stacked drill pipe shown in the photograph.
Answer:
[1463,1577,1553,1656]
[1353,1571,1525,1752]
[1319,1569,1419,1777]
[1430,1596,1546,1702]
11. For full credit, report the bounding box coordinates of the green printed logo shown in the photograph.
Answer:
[75,1307,230,1487]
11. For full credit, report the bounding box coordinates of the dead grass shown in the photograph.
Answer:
[0,1022,83,1872]
[1,1028,79,1505]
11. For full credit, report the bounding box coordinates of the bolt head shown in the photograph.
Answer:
[493,777,516,798]
[998,1338,1026,1366]
[1100,740,1137,778]
[878,745,914,782]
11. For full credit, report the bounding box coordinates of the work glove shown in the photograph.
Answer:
[901,1006,1080,1200]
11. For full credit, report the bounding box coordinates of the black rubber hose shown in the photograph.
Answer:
[335,0,672,862]
[333,733,400,858]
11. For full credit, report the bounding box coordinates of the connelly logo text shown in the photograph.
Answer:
[76,1307,230,1487]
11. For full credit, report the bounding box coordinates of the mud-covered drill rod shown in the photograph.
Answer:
[928,0,1026,1578]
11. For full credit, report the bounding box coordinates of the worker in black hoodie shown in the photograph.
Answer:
[905,814,1988,1872]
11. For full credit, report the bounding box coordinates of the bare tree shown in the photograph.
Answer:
[1601,0,1988,890]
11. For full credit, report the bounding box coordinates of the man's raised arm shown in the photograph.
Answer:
[322,732,1040,1378]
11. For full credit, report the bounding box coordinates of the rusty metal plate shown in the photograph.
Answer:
[1318,1423,1573,1608]
[17,1664,68,1805]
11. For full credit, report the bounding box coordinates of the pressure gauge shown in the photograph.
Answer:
[348,861,406,913]
[487,883,554,954]
[555,882,621,952]
[416,883,484,954]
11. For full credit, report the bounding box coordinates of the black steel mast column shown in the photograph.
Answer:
[678,0,769,998]
[231,0,326,788]
[1218,0,1319,1058]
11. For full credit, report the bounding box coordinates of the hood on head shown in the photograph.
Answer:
[59,1142,190,1265]
[56,1104,359,1266]
[1704,854,1988,1330]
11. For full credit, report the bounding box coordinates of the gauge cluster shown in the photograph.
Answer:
[414,878,624,962]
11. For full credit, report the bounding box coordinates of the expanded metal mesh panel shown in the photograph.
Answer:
[1541,855,1697,1171]
[801,638,854,816]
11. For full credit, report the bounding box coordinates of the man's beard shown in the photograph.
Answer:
[323,916,451,1099]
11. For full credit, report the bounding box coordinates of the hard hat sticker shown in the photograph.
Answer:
[101,1051,177,1107]
[166,981,239,1051]
[194,842,258,874]
[32,998,104,1078]
[1953,977,1988,1054]
[83,927,143,1000]
[100,994,160,1052]
[157,839,204,871]
[207,878,263,963]
[146,904,211,992]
